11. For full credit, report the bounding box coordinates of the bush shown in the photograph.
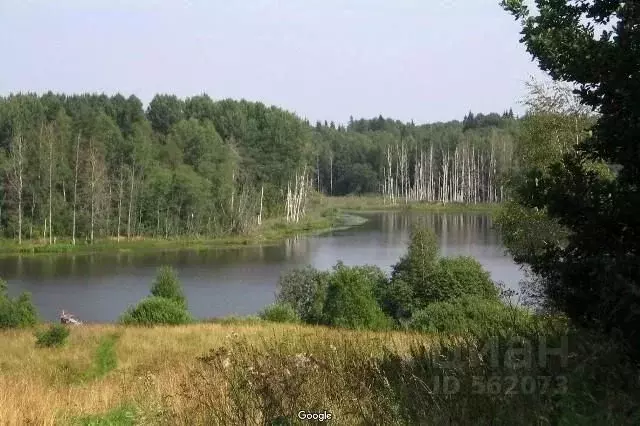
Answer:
[322,262,392,330]
[382,225,499,319]
[390,224,439,286]
[119,297,193,326]
[376,278,415,322]
[0,279,38,329]
[276,266,330,324]
[150,266,187,309]
[437,256,499,301]
[409,296,538,337]
[35,324,70,347]
[259,302,300,323]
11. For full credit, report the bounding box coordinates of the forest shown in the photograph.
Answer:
[0,93,521,244]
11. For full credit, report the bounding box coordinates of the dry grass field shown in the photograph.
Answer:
[0,323,438,425]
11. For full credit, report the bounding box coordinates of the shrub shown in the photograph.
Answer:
[119,297,193,326]
[390,224,439,286]
[322,262,391,330]
[0,279,38,329]
[409,296,538,337]
[150,266,187,309]
[35,324,70,347]
[276,266,330,324]
[376,278,415,322]
[386,225,443,315]
[259,302,300,323]
[437,256,499,301]
[383,225,499,318]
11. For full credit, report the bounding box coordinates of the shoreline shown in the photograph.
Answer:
[0,198,501,257]
[0,211,368,258]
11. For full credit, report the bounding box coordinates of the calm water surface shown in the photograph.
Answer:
[0,212,524,322]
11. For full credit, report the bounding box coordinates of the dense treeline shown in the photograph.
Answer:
[0,92,518,243]
[312,113,519,202]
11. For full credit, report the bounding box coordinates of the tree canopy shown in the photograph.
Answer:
[502,0,640,357]
[0,91,519,243]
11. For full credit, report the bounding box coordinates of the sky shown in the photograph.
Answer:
[0,0,547,124]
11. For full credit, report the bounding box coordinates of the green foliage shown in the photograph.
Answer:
[35,324,70,348]
[0,279,38,329]
[502,0,640,359]
[391,224,439,288]
[495,201,569,267]
[70,404,137,426]
[150,266,187,309]
[258,302,300,324]
[275,266,330,324]
[435,256,499,301]
[321,262,391,330]
[146,94,184,135]
[0,88,518,245]
[408,296,538,337]
[376,278,415,322]
[119,296,193,326]
[383,225,499,320]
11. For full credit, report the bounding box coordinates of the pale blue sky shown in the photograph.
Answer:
[0,0,545,124]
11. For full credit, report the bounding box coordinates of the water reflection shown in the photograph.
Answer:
[0,212,522,322]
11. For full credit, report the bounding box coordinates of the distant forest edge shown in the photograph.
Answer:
[0,93,520,243]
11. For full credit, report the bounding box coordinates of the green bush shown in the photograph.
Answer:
[382,225,499,319]
[119,297,193,326]
[322,262,392,330]
[390,224,439,286]
[258,302,301,323]
[35,324,70,347]
[150,266,187,309]
[409,296,538,337]
[376,278,415,322]
[0,279,38,329]
[436,256,499,301]
[276,266,331,324]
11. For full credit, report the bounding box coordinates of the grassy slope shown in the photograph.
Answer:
[0,323,434,425]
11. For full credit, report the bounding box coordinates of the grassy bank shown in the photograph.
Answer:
[0,209,357,257]
[0,195,497,257]
[318,194,501,214]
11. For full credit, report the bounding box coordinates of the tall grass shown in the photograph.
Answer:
[0,323,637,425]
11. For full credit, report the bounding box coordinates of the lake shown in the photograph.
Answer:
[0,211,524,322]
